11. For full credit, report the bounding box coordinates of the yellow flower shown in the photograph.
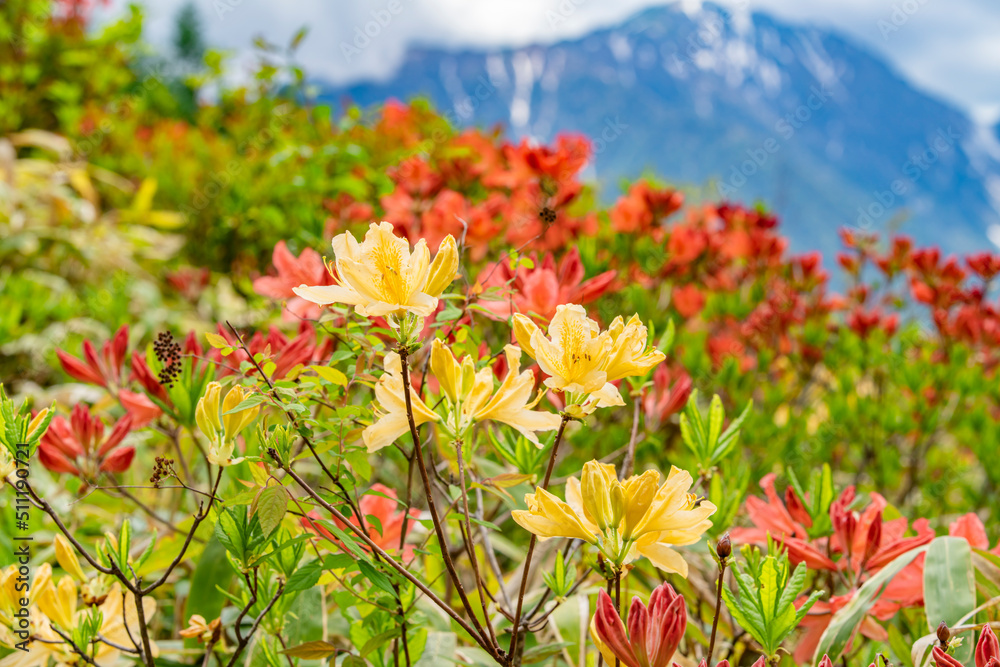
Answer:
[603,314,666,382]
[513,306,665,412]
[474,346,563,446]
[293,221,459,318]
[363,352,440,453]
[515,460,715,574]
[511,488,596,543]
[0,574,158,667]
[429,341,562,446]
[196,382,260,467]
[513,305,620,403]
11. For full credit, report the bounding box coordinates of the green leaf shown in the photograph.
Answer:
[134,530,158,570]
[284,559,323,594]
[279,640,339,660]
[253,484,288,538]
[357,559,397,597]
[815,545,927,662]
[923,537,976,665]
[708,394,724,449]
[119,520,132,567]
[523,642,574,663]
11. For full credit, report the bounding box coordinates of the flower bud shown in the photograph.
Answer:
[937,622,950,646]
[976,624,1000,667]
[717,533,732,560]
[425,234,460,297]
[54,535,87,582]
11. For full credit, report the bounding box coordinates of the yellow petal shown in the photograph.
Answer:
[512,489,595,542]
[635,540,690,576]
[512,314,539,358]
[425,234,460,297]
[53,535,87,582]
[622,469,661,538]
[196,382,222,438]
[430,340,461,402]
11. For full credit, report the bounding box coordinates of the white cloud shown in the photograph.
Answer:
[93,0,1000,119]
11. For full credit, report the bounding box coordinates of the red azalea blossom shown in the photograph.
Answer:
[476,246,615,321]
[610,181,684,240]
[56,325,129,389]
[211,323,329,380]
[590,583,686,667]
[734,476,935,663]
[118,389,162,428]
[302,484,420,561]
[39,405,135,479]
[934,624,1000,667]
[642,364,692,428]
[254,241,334,321]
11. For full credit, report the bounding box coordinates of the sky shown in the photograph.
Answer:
[96,0,1000,123]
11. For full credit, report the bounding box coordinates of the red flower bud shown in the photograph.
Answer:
[591,583,686,667]
[976,624,1000,667]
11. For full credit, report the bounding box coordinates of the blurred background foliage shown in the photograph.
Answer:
[3,0,1000,535]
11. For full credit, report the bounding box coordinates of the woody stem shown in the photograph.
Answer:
[707,556,728,666]
[456,436,499,649]
[507,413,571,666]
[396,343,498,658]
[614,571,622,667]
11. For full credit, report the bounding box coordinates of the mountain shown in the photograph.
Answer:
[318,3,1000,258]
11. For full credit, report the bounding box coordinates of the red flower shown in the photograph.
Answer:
[166,266,211,301]
[968,253,1000,281]
[38,405,135,479]
[642,365,692,428]
[610,181,684,240]
[934,625,1000,667]
[672,284,705,318]
[118,389,162,428]
[476,247,615,321]
[302,484,419,560]
[56,325,129,389]
[254,241,334,321]
[590,583,686,667]
[212,323,328,380]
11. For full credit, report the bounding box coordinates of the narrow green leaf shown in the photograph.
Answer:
[924,537,975,665]
[815,546,927,662]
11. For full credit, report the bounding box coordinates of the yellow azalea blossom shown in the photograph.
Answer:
[363,352,440,453]
[5,578,158,667]
[430,341,562,446]
[293,221,459,319]
[603,314,666,382]
[196,382,260,467]
[513,305,613,397]
[514,460,715,574]
[474,345,563,446]
[514,305,665,412]
[511,488,596,543]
